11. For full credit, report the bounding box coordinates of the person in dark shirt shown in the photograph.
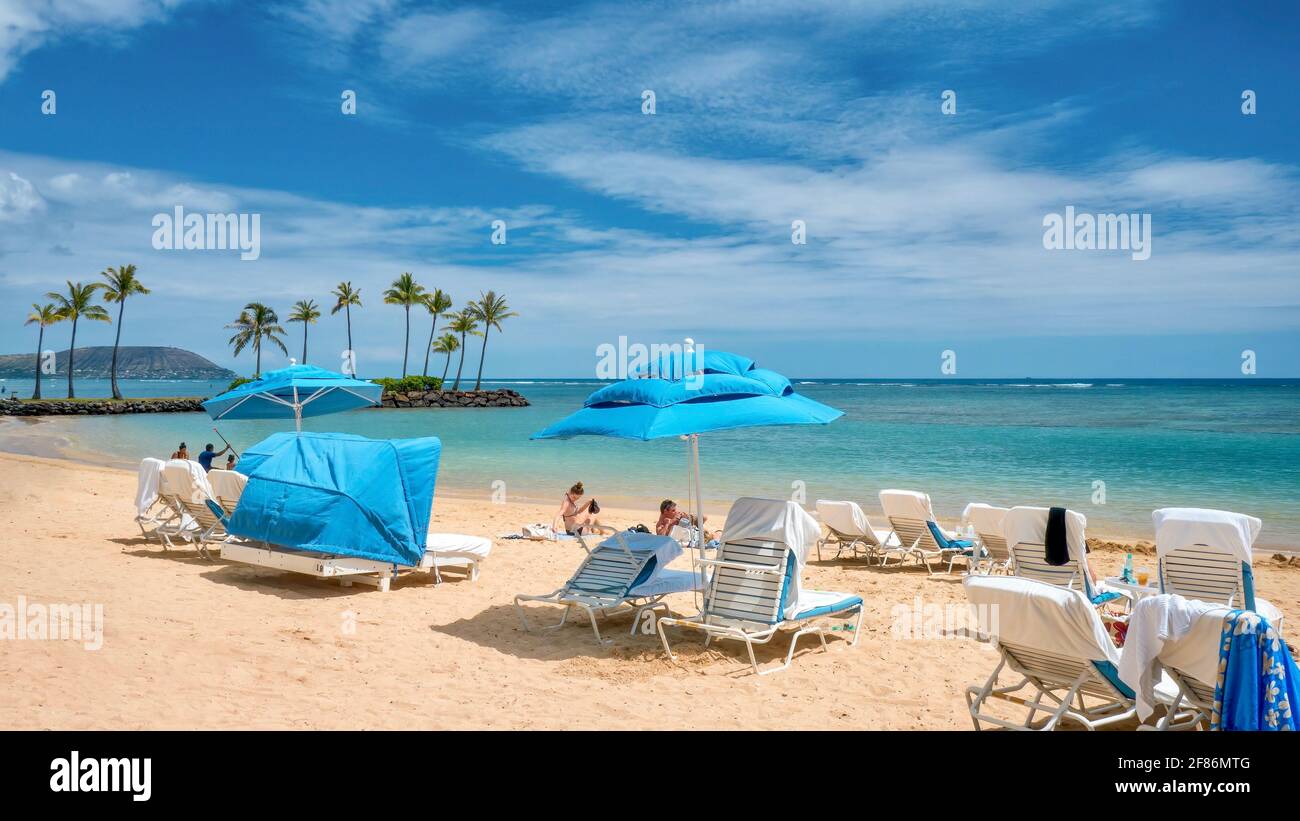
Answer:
[196,442,230,472]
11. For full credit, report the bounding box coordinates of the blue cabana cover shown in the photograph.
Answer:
[531,350,841,441]
[202,364,383,421]
[227,431,439,565]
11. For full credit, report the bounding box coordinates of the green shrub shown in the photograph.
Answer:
[226,376,254,391]
[371,375,443,393]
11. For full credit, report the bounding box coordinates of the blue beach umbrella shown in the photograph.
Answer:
[532,349,842,543]
[228,431,438,565]
[202,364,383,433]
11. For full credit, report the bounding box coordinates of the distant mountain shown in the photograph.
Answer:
[0,346,235,379]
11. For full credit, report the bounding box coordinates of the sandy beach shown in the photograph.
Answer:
[1,451,1296,730]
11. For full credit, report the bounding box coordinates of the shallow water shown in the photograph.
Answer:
[3,377,1297,547]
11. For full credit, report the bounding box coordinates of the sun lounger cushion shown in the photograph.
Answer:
[425,533,492,557]
[926,521,973,551]
[792,590,864,621]
[628,567,704,598]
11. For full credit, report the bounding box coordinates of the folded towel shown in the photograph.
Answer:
[1045,506,1069,566]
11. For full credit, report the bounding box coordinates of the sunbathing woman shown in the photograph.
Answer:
[555,481,608,536]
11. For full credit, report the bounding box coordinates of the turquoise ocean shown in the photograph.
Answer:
[2,376,1297,548]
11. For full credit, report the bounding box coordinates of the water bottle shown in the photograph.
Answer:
[1123,552,1134,584]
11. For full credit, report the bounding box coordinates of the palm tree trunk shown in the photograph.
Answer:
[345,304,353,373]
[110,300,125,400]
[255,339,262,376]
[473,327,490,391]
[422,316,438,377]
[301,325,308,365]
[32,328,43,402]
[441,351,452,384]
[402,306,410,377]
[66,318,78,398]
[453,332,467,390]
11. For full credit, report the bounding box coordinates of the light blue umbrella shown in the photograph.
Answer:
[202,364,383,432]
[532,349,841,543]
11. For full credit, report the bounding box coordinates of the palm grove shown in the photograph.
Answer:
[20,268,515,398]
[24,265,150,399]
[227,275,516,390]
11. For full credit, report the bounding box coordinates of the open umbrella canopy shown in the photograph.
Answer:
[531,350,841,441]
[202,364,383,423]
[227,431,438,566]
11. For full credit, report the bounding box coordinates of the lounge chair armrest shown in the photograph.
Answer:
[693,557,782,575]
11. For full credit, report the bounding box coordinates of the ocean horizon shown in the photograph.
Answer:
[3,376,1297,549]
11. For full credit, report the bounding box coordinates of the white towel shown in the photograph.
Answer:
[135,457,166,517]
[1118,594,1221,721]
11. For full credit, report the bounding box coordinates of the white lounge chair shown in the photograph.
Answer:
[1118,594,1230,731]
[1003,506,1121,605]
[1153,507,1283,630]
[878,489,975,574]
[207,468,247,517]
[963,575,1188,731]
[814,499,898,562]
[515,530,701,643]
[657,498,864,675]
[134,457,189,541]
[158,460,227,557]
[962,503,1011,575]
[421,533,492,582]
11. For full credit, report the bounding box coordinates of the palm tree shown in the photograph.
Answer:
[330,281,362,373]
[24,303,62,400]
[45,280,110,398]
[226,302,288,376]
[420,289,452,377]
[287,299,322,364]
[447,310,481,391]
[469,290,518,391]
[99,264,150,400]
[432,332,459,385]
[383,272,427,377]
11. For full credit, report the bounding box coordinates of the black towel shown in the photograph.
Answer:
[1045,506,1070,566]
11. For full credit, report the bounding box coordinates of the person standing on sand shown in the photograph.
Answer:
[171,442,189,460]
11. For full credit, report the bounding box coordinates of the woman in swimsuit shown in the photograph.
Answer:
[555,481,604,535]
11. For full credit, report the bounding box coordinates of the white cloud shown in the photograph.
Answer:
[0,0,203,82]
[0,171,46,221]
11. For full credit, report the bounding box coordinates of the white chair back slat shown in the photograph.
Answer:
[1011,541,1081,590]
[1160,547,1244,607]
[890,517,939,552]
[705,536,790,628]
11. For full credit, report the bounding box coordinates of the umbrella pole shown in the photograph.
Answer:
[293,386,302,432]
[691,433,706,612]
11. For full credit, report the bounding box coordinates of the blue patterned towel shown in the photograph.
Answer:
[1213,610,1299,731]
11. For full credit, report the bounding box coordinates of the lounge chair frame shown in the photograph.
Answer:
[514,532,679,644]
[879,515,966,575]
[657,535,863,675]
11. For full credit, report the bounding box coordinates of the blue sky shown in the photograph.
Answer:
[0,0,1297,378]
